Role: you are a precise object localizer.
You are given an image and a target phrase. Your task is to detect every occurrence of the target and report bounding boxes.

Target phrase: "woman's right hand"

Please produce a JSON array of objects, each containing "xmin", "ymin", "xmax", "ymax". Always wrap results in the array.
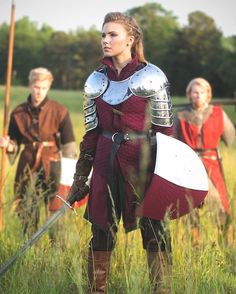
[{"xmin": 68, "ymin": 177, "xmax": 90, "ymax": 201}]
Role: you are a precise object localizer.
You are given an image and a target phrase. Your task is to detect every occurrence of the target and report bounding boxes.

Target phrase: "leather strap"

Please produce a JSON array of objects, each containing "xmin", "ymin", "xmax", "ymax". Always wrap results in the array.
[
  {"xmin": 31, "ymin": 141, "xmax": 56, "ymax": 173},
  {"xmin": 194, "ymin": 148, "xmax": 218, "ymax": 160},
  {"xmin": 102, "ymin": 130, "xmax": 153, "ymax": 195}
]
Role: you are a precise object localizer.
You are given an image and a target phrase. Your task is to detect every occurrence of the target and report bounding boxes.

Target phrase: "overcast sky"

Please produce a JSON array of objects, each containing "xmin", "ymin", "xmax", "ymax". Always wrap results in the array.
[{"xmin": 1, "ymin": 0, "xmax": 236, "ymax": 37}]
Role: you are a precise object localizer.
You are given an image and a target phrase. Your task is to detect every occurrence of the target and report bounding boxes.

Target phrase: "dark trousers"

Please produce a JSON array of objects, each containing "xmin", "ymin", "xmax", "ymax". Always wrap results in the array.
[{"xmin": 89, "ymin": 217, "xmax": 171, "ymax": 253}]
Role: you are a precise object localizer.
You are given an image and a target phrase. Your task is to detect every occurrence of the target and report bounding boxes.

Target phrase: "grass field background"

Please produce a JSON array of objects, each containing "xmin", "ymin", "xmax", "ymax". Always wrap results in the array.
[{"xmin": 0, "ymin": 86, "xmax": 236, "ymax": 293}]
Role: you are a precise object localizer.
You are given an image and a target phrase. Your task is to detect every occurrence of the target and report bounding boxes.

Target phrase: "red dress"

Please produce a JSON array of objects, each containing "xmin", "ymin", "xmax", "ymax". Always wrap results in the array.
[
  {"xmin": 81, "ymin": 55, "xmax": 173, "ymax": 231},
  {"xmin": 176, "ymin": 105, "xmax": 230, "ymax": 213}
]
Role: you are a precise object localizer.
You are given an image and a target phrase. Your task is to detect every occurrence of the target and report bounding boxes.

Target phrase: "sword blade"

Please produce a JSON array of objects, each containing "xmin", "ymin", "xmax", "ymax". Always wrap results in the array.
[{"xmin": 0, "ymin": 194, "xmax": 76, "ymax": 277}]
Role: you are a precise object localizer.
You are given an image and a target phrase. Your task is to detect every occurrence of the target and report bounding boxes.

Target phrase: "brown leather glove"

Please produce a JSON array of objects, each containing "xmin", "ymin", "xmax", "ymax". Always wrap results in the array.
[
  {"xmin": 68, "ymin": 149, "xmax": 94, "ymax": 201},
  {"xmin": 69, "ymin": 176, "xmax": 90, "ymax": 201}
]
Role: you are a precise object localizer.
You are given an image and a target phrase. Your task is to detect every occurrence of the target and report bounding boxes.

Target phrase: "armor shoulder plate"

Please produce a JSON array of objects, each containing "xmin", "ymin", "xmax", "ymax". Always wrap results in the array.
[
  {"xmin": 129, "ymin": 63, "xmax": 168, "ymax": 98},
  {"xmin": 84, "ymin": 70, "xmax": 109, "ymax": 99}
]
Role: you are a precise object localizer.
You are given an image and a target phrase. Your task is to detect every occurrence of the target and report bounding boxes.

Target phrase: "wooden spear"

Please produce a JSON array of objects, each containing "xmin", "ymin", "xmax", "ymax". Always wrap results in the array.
[{"xmin": 0, "ymin": 2, "xmax": 16, "ymax": 231}]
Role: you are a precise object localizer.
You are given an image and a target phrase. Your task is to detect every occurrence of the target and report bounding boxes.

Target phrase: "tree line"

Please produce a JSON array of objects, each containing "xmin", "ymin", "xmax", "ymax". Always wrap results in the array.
[{"xmin": 0, "ymin": 3, "xmax": 235, "ymax": 97}]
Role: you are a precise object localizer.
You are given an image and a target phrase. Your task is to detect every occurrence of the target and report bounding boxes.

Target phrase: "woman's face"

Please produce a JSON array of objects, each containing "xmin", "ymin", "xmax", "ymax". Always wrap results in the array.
[
  {"xmin": 189, "ymin": 84, "xmax": 209, "ymax": 110},
  {"xmin": 101, "ymin": 22, "xmax": 133, "ymax": 59}
]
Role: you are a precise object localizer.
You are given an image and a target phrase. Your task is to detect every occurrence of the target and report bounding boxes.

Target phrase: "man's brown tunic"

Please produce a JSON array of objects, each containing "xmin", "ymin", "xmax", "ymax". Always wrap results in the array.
[{"xmin": 8, "ymin": 96, "xmax": 75, "ymax": 198}]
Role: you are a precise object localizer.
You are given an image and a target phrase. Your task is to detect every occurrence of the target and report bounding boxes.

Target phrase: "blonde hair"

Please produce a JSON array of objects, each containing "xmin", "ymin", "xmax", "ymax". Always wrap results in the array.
[
  {"xmin": 186, "ymin": 77, "xmax": 212, "ymax": 102},
  {"xmin": 102, "ymin": 12, "xmax": 146, "ymax": 63},
  {"xmin": 28, "ymin": 67, "xmax": 54, "ymax": 85}
]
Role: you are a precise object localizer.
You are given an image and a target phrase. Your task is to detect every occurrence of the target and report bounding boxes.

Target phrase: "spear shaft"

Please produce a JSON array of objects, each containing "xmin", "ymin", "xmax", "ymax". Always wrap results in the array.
[{"xmin": 0, "ymin": 2, "xmax": 16, "ymax": 231}]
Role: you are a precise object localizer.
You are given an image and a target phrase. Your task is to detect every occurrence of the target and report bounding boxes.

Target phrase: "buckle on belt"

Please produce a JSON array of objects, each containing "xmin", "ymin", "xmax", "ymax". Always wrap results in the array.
[
  {"xmin": 111, "ymin": 132, "xmax": 126, "ymax": 144},
  {"xmin": 111, "ymin": 132, "xmax": 118, "ymax": 142}
]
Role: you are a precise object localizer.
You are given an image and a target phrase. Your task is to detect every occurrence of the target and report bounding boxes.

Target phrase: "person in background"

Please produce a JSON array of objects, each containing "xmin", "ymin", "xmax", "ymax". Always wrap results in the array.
[
  {"xmin": 69, "ymin": 12, "xmax": 174, "ymax": 293},
  {"xmin": 173, "ymin": 77, "xmax": 235, "ymax": 244},
  {"xmin": 0, "ymin": 67, "xmax": 77, "ymax": 240}
]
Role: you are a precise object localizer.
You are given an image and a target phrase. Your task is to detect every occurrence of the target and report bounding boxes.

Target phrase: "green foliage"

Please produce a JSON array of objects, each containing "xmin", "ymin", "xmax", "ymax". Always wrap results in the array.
[
  {"xmin": 75, "ymin": 28, "xmax": 102, "ymax": 87},
  {"xmin": 127, "ymin": 3, "xmax": 179, "ymax": 67},
  {"xmin": 0, "ymin": 85, "xmax": 84, "ymax": 114},
  {"xmin": 43, "ymin": 31, "xmax": 80, "ymax": 89},
  {"xmin": 0, "ymin": 146, "xmax": 236, "ymax": 293},
  {"xmin": 0, "ymin": 2, "xmax": 235, "ymax": 95},
  {"xmin": 0, "ymin": 17, "xmax": 54, "ymax": 85}
]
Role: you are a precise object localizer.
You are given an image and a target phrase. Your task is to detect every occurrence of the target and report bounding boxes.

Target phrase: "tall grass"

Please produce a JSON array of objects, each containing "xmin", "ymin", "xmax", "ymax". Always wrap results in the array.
[{"xmin": 0, "ymin": 86, "xmax": 236, "ymax": 293}]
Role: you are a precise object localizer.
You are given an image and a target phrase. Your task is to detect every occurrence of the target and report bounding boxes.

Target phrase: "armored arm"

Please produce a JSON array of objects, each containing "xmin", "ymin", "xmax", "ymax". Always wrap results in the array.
[
  {"xmin": 129, "ymin": 63, "xmax": 173, "ymax": 128},
  {"xmin": 68, "ymin": 146, "xmax": 95, "ymax": 201},
  {"xmin": 69, "ymin": 72, "xmax": 103, "ymax": 200}
]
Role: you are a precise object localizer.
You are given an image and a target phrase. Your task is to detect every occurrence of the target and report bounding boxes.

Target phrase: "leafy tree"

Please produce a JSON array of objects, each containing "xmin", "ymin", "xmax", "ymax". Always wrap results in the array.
[
  {"xmin": 43, "ymin": 28, "xmax": 101, "ymax": 89},
  {"xmin": 127, "ymin": 3, "xmax": 179, "ymax": 69},
  {"xmin": 75, "ymin": 28, "xmax": 102, "ymax": 88},
  {"xmin": 0, "ymin": 23, "xmax": 10, "ymax": 83},
  {"xmin": 0, "ymin": 17, "xmax": 54, "ymax": 85},
  {"xmin": 217, "ymin": 36, "xmax": 236, "ymax": 96},
  {"xmin": 165, "ymin": 11, "xmax": 224, "ymax": 95},
  {"xmin": 0, "ymin": 6, "xmax": 235, "ymax": 95},
  {"xmin": 15, "ymin": 17, "xmax": 53, "ymax": 84},
  {"xmin": 43, "ymin": 31, "xmax": 81, "ymax": 89}
]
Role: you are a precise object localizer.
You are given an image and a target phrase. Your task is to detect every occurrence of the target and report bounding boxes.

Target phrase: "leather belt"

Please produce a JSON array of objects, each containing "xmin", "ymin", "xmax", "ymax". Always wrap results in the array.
[
  {"xmin": 27, "ymin": 141, "xmax": 56, "ymax": 172},
  {"xmin": 194, "ymin": 148, "xmax": 217, "ymax": 153},
  {"xmin": 194, "ymin": 148, "xmax": 218, "ymax": 160},
  {"xmin": 102, "ymin": 130, "xmax": 154, "ymax": 144},
  {"xmin": 103, "ymin": 130, "xmax": 153, "ymax": 169},
  {"xmin": 102, "ymin": 130, "xmax": 154, "ymax": 194}
]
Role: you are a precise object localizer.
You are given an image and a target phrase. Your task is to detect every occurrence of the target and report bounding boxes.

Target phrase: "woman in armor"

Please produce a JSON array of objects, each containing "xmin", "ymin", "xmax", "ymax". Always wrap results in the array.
[{"xmin": 70, "ymin": 12, "xmax": 173, "ymax": 293}]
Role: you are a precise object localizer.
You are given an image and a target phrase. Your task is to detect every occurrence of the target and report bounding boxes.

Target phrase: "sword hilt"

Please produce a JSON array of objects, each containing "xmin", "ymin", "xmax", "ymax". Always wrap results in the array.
[{"xmin": 55, "ymin": 194, "xmax": 78, "ymax": 215}]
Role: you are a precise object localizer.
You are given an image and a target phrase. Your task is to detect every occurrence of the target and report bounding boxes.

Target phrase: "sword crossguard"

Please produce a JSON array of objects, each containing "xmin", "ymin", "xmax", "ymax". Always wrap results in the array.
[{"xmin": 55, "ymin": 195, "xmax": 78, "ymax": 215}]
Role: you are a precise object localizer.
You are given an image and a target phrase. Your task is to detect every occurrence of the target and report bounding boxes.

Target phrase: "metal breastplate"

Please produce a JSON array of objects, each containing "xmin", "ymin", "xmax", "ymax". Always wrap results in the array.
[
  {"xmin": 101, "ymin": 78, "xmax": 132, "ymax": 105},
  {"xmin": 83, "ymin": 63, "xmax": 173, "ymax": 128}
]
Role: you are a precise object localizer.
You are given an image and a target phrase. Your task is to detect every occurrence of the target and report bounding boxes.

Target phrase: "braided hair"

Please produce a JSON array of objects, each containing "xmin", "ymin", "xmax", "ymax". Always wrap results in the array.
[{"xmin": 102, "ymin": 12, "xmax": 147, "ymax": 63}]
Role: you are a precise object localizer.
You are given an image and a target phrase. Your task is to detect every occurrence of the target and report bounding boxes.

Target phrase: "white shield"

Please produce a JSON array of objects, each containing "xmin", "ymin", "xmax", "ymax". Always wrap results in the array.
[{"xmin": 136, "ymin": 133, "xmax": 209, "ymax": 220}]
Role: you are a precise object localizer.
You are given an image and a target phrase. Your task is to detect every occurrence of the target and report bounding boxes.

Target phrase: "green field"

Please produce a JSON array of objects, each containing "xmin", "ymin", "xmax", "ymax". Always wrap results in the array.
[{"xmin": 0, "ymin": 86, "xmax": 236, "ymax": 293}]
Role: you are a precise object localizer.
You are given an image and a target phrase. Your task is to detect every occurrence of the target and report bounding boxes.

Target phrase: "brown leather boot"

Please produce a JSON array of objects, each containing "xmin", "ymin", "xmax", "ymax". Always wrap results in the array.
[
  {"xmin": 88, "ymin": 250, "xmax": 111, "ymax": 293},
  {"xmin": 147, "ymin": 251, "xmax": 172, "ymax": 294}
]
